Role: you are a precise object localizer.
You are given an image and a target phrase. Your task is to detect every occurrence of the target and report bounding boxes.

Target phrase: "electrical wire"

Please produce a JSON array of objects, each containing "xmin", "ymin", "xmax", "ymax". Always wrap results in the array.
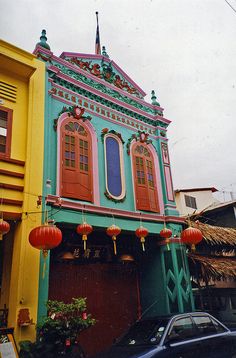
[{"xmin": 224, "ymin": 0, "xmax": 236, "ymax": 14}]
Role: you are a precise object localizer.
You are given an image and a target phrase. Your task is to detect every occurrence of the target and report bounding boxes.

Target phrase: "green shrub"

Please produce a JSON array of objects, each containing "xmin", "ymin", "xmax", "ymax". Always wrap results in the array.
[{"xmin": 19, "ymin": 298, "xmax": 95, "ymax": 358}]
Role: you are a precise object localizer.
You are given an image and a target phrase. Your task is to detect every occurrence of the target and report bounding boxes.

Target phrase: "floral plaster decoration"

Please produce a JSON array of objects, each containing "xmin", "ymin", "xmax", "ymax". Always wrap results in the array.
[
  {"xmin": 126, "ymin": 131, "xmax": 152, "ymax": 155},
  {"xmin": 104, "ymin": 190, "xmax": 126, "ymax": 203},
  {"xmin": 101, "ymin": 129, "xmax": 125, "ymax": 144},
  {"xmin": 54, "ymin": 106, "xmax": 92, "ymax": 131}
]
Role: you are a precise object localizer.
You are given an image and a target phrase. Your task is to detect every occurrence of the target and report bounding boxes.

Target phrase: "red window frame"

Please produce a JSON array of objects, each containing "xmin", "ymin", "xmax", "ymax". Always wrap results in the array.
[
  {"xmin": 60, "ymin": 118, "xmax": 93, "ymax": 202},
  {"xmin": 0, "ymin": 106, "xmax": 13, "ymax": 158},
  {"xmin": 132, "ymin": 142, "xmax": 160, "ymax": 213}
]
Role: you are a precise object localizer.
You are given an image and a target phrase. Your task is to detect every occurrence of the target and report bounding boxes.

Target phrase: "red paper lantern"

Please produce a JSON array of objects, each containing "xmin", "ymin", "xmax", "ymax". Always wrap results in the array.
[
  {"xmin": 135, "ymin": 226, "xmax": 149, "ymax": 251},
  {"xmin": 160, "ymin": 227, "xmax": 172, "ymax": 240},
  {"xmin": 106, "ymin": 224, "xmax": 121, "ymax": 255},
  {"xmin": 160, "ymin": 227, "xmax": 172, "ymax": 249},
  {"xmin": 181, "ymin": 227, "xmax": 203, "ymax": 251},
  {"xmin": 76, "ymin": 222, "xmax": 93, "ymax": 250},
  {"xmin": 0, "ymin": 219, "xmax": 10, "ymax": 240},
  {"xmin": 29, "ymin": 223, "xmax": 62, "ymax": 257}
]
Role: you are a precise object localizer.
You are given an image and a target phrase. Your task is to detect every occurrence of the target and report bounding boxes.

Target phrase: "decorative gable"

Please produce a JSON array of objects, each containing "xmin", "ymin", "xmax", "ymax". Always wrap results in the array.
[{"xmin": 60, "ymin": 53, "xmax": 146, "ymax": 100}]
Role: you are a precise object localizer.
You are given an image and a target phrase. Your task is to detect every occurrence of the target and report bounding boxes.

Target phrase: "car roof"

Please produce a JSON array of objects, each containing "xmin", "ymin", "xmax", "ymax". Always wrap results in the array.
[{"xmin": 139, "ymin": 311, "xmax": 212, "ymax": 322}]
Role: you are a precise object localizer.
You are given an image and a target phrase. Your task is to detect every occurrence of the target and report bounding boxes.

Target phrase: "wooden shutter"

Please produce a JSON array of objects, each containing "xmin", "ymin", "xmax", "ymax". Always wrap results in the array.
[
  {"xmin": 60, "ymin": 119, "xmax": 93, "ymax": 202},
  {"xmin": 132, "ymin": 143, "xmax": 159, "ymax": 212},
  {"xmin": 0, "ymin": 106, "xmax": 13, "ymax": 158}
]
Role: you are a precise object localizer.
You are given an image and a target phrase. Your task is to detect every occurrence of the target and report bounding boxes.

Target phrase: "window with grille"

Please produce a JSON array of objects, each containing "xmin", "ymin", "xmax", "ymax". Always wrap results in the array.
[
  {"xmin": 135, "ymin": 157, "xmax": 145, "ymax": 185},
  {"xmin": 0, "ymin": 107, "xmax": 13, "ymax": 157},
  {"xmin": 184, "ymin": 195, "xmax": 197, "ymax": 209}
]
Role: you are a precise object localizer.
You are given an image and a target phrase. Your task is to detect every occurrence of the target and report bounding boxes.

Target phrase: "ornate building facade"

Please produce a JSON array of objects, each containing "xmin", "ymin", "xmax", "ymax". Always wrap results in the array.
[{"xmin": 33, "ymin": 30, "xmax": 193, "ymax": 356}]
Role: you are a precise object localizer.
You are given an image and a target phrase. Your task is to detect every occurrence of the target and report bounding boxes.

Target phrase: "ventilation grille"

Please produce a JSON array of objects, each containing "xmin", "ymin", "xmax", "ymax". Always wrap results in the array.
[{"xmin": 0, "ymin": 81, "xmax": 17, "ymax": 102}]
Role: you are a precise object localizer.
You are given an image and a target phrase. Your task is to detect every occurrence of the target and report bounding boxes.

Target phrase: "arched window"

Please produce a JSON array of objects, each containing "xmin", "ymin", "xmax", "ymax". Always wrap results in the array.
[
  {"xmin": 60, "ymin": 118, "xmax": 93, "ymax": 202},
  {"xmin": 132, "ymin": 142, "xmax": 159, "ymax": 212},
  {"xmin": 104, "ymin": 134, "xmax": 125, "ymax": 200}
]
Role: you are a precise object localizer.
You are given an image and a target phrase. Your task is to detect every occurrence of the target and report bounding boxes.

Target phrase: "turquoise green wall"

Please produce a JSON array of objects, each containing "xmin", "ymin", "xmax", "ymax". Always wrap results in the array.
[
  {"xmin": 139, "ymin": 248, "xmax": 168, "ymax": 317},
  {"xmin": 37, "ymin": 62, "xmax": 193, "ymax": 322}
]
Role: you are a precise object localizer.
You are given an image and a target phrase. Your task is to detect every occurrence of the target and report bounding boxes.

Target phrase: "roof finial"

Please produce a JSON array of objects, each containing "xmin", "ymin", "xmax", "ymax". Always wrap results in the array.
[
  {"xmin": 37, "ymin": 29, "xmax": 51, "ymax": 50},
  {"xmin": 102, "ymin": 46, "xmax": 109, "ymax": 58},
  {"xmin": 95, "ymin": 12, "xmax": 101, "ymax": 55},
  {"xmin": 151, "ymin": 90, "xmax": 160, "ymax": 106}
]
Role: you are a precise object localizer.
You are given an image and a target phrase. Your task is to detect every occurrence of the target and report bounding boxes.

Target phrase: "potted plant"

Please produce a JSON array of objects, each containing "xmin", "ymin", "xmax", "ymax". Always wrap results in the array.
[{"xmin": 19, "ymin": 297, "xmax": 95, "ymax": 357}]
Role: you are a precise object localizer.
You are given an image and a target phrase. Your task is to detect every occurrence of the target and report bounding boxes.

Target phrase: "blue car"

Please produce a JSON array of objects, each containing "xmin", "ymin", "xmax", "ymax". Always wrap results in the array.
[{"xmin": 92, "ymin": 312, "xmax": 236, "ymax": 358}]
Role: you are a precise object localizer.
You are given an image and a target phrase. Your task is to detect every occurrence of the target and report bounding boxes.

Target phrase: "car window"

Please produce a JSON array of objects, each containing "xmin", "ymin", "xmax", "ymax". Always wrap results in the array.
[
  {"xmin": 166, "ymin": 317, "xmax": 196, "ymax": 343},
  {"xmin": 230, "ymin": 296, "xmax": 236, "ymax": 309},
  {"xmin": 193, "ymin": 315, "xmax": 226, "ymax": 336},
  {"xmin": 116, "ymin": 319, "xmax": 169, "ymax": 346}
]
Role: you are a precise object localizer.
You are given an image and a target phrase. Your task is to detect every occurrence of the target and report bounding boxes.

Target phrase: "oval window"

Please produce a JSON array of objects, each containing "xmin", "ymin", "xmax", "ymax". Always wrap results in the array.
[{"xmin": 105, "ymin": 135, "xmax": 125, "ymax": 199}]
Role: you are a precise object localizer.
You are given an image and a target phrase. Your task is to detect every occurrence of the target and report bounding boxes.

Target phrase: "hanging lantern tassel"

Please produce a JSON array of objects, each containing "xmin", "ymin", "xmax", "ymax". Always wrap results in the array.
[
  {"xmin": 42, "ymin": 249, "xmax": 48, "ymax": 279},
  {"xmin": 76, "ymin": 222, "xmax": 93, "ymax": 251},
  {"xmin": 82, "ymin": 234, "xmax": 87, "ymax": 251},
  {"xmin": 112, "ymin": 235, "xmax": 117, "ymax": 255},
  {"xmin": 135, "ymin": 226, "xmax": 149, "ymax": 252},
  {"xmin": 140, "ymin": 236, "xmax": 145, "ymax": 252},
  {"xmin": 106, "ymin": 225, "xmax": 121, "ymax": 255}
]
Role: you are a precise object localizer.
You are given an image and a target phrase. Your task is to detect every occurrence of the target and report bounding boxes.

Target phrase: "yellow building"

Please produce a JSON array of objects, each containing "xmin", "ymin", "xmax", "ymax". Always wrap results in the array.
[{"xmin": 0, "ymin": 39, "xmax": 45, "ymax": 344}]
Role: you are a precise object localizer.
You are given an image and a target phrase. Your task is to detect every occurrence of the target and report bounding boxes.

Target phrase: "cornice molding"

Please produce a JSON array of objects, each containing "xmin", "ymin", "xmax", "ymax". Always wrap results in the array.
[{"xmin": 46, "ymin": 195, "xmax": 185, "ymax": 224}]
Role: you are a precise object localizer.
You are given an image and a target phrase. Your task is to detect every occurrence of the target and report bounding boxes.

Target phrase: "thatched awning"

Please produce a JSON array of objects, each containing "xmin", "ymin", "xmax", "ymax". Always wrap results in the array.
[
  {"xmin": 188, "ymin": 253, "xmax": 236, "ymax": 282},
  {"xmin": 189, "ymin": 221, "xmax": 236, "ymax": 246}
]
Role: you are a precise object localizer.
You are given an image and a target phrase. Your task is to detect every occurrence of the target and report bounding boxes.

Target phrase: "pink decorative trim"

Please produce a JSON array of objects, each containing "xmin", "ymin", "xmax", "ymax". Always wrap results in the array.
[
  {"xmin": 49, "ymin": 91, "xmax": 169, "ymax": 144},
  {"xmin": 165, "ymin": 204, "xmax": 177, "ymax": 208},
  {"xmin": 36, "ymin": 48, "xmax": 169, "ymax": 123},
  {"xmin": 130, "ymin": 140, "xmax": 164, "ymax": 214},
  {"xmin": 46, "ymin": 57, "xmax": 165, "ymax": 113},
  {"xmin": 49, "ymin": 80, "xmax": 157, "ymax": 128},
  {"xmin": 50, "ymin": 69, "xmax": 163, "ymax": 122},
  {"xmin": 56, "ymin": 113, "xmax": 100, "ymax": 205},
  {"xmin": 60, "ymin": 52, "xmax": 146, "ymax": 96},
  {"xmin": 46, "ymin": 194, "xmax": 185, "ymax": 224},
  {"xmin": 164, "ymin": 166, "xmax": 174, "ymax": 202},
  {"xmin": 48, "ymin": 81, "xmax": 166, "ymax": 134},
  {"xmin": 161, "ymin": 142, "xmax": 170, "ymax": 164}
]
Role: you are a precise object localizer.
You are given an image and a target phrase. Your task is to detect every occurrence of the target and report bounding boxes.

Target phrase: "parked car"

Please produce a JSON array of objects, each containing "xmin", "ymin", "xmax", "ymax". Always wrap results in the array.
[{"xmin": 91, "ymin": 312, "xmax": 236, "ymax": 358}]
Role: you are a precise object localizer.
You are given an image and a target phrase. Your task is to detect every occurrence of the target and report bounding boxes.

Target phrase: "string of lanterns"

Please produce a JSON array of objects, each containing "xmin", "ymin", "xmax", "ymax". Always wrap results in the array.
[{"xmin": 27, "ymin": 214, "xmax": 203, "ymax": 266}]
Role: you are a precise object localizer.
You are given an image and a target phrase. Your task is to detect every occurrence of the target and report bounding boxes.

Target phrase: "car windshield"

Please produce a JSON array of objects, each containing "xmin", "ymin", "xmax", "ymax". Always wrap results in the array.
[{"xmin": 116, "ymin": 319, "xmax": 169, "ymax": 346}]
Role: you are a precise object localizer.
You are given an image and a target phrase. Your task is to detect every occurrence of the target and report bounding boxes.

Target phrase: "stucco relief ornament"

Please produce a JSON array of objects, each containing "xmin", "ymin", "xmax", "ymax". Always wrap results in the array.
[
  {"xmin": 101, "ymin": 129, "xmax": 125, "ymax": 144},
  {"xmin": 54, "ymin": 106, "xmax": 92, "ymax": 131},
  {"xmin": 140, "ymin": 131, "xmax": 148, "ymax": 143},
  {"xmin": 126, "ymin": 131, "xmax": 153, "ymax": 155},
  {"xmin": 73, "ymin": 106, "xmax": 85, "ymax": 119}
]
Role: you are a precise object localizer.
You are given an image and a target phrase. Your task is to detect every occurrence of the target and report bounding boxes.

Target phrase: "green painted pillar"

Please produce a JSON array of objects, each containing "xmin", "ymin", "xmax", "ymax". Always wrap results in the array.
[
  {"xmin": 161, "ymin": 242, "xmax": 194, "ymax": 314},
  {"xmin": 139, "ymin": 247, "xmax": 169, "ymax": 318},
  {"xmin": 37, "ymin": 249, "xmax": 50, "ymax": 322}
]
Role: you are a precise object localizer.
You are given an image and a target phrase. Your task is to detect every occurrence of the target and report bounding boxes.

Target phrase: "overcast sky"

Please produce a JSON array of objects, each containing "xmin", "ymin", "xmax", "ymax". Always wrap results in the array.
[{"xmin": 1, "ymin": 0, "xmax": 236, "ymax": 201}]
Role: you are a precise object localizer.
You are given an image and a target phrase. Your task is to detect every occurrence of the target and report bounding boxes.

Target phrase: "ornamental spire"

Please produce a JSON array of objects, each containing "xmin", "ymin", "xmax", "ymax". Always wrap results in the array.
[
  {"xmin": 151, "ymin": 90, "xmax": 160, "ymax": 106},
  {"xmin": 37, "ymin": 29, "xmax": 51, "ymax": 50},
  {"xmin": 102, "ymin": 46, "xmax": 109, "ymax": 58}
]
